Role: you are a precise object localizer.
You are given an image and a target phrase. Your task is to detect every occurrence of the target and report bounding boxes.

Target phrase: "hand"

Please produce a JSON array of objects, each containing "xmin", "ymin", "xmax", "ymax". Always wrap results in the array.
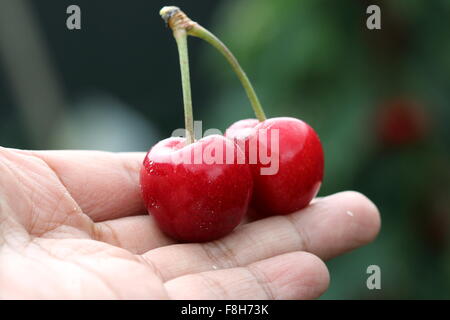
[{"xmin": 0, "ymin": 147, "xmax": 380, "ymax": 299}]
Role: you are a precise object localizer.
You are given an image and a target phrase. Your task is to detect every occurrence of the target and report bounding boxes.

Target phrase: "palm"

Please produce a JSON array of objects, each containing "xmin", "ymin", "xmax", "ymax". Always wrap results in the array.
[{"xmin": 0, "ymin": 147, "xmax": 380, "ymax": 299}]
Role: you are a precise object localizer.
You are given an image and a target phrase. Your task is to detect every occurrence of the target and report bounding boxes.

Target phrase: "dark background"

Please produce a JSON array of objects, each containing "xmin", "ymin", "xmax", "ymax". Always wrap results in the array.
[{"xmin": 0, "ymin": 0, "xmax": 449, "ymax": 299}]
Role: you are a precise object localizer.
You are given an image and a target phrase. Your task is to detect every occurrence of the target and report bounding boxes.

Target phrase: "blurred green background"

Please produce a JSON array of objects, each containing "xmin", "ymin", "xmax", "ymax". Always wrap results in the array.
[{"xmin": 0, "ymin": 0, "xmax": 449, "ymax": 299}]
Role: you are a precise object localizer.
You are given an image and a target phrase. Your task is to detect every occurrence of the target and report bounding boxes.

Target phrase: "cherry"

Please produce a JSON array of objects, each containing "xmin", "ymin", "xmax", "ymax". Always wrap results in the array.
[
  {"xmin": 375, "ymin": 98, "xmax": 428, "ymax": 147},
  {"xmin": 141, "ymin": 136, "xmax": 252, "ymax": 242},
  {"xmin": 160, "ymin": 7, "xmax": 325, "ymax": 218},
  {"xmin": 226, "ymin": 117, "xmax": 324, "ymax": 218},
  {"xmin": 139, "ymin": 7, "xmax": 252, "ymax": 242}
]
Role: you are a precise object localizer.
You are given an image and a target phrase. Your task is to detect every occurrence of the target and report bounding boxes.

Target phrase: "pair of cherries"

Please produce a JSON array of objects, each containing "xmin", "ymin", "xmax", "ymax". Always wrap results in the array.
[{"xmin": 140, "ymin": 7, "xmax": 324, "ymax": 242}]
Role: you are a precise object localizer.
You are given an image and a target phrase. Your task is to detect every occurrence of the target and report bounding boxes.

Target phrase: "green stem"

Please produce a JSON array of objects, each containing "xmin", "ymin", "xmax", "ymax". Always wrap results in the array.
[
  {"xmin": 188, "ymin": 25, "xmax": 266, "ymax": 122},
  {"xmin": 173, "ymin": 29, "xmax": 195, "ymax": 145},
  {"xmin": 159, "ymin": 6, "xmax": 267, "ymax": 122}
]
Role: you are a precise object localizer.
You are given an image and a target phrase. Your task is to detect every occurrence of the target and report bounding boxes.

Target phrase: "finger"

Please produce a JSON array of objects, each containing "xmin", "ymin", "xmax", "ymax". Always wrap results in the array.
[
  {"xmin": 93, "ymin": 215, "xmax": 176, "ymax": 254},
  {"xmin": 164, "ymin": 252, "xmax": 329, "ymax": 300},
  {"xmin": 141, "ymin": 191, "xmax": 380, "ymax": 281},
  {"xmin": 12, "ymin": 149, "xmax": 147, "ymax": 222}
]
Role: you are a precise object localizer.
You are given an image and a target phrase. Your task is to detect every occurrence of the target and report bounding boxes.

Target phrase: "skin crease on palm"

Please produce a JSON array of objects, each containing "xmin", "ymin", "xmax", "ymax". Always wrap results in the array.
[{"xmin": 0, "ymin": 147, "xmax": 380, "ymax": 299}]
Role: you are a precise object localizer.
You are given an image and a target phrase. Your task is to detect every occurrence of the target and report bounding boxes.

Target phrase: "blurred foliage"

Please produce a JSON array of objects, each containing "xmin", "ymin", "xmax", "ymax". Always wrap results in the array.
[
  {"xmin": 0, "ymin": 0, "xmax": 220, "ymax": 149},
  {"xmin": 199, "ymin": 0, "xmax": 450, "ymax": 299}
]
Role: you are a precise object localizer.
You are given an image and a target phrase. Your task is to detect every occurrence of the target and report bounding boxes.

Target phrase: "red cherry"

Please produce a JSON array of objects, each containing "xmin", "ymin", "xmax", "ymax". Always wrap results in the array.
[
  {"xmin": 375, "ymin": 99, "xmax": 428, "ymax": 147},
  {"xmin": 226, "ymin": 117, "xmax": 324, "ymax": 218},
  {"xmin": 157, "ymin": 8, "xmax": 324, "ymax": 222},
  {"xmin": 140, "ymin": 135, "xmax": 253, "ymax": 242}
]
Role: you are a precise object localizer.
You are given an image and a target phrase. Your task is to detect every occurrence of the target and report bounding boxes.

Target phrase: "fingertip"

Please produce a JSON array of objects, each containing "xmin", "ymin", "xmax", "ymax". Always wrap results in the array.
[
  {"xmin": 291, "ymin": 252, "xmax": 330, "ymax": 300},
  {"xmin": 297, "ymin": 191, "xmax": 382, "ymax": 260},
  {"xmin": 254, "ymin": 251, "xmax": 330, "ymax": 300},
  {"xmin": 337, "ymin": 191, "xmax": 381, "ymax": 245}
]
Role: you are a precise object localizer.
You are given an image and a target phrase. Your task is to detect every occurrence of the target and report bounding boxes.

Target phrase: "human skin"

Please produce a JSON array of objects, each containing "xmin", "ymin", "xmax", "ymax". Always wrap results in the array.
[{"xmin": 0, "ymin": 147, "xmax": 380, "ymax": 299}]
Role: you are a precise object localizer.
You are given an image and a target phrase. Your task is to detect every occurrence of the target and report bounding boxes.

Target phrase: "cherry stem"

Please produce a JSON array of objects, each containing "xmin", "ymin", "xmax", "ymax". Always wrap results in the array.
[
  {"xmin": 189, "ymin": 25, "xmax": 266, "ymax": 122},
  {"xmin": 174, "ymin": 30, "xmax": 195, "ymax": 144},
  {"xmin": 160, "ymin": 7, "xmax": 195, "ymax": 144},
  {"xmin": 160, "ymin": 6, "xmax": 267, "ymax": 122}
]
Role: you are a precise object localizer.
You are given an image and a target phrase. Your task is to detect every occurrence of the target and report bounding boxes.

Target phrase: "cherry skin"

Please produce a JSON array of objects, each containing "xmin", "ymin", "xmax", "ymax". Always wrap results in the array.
[
  {"xmin": 140, "ymin": 135, "xmax": 253, "ymax": 242},
  {"xmin": 226, "ymin": 117, "xmax": 324, "ymax": 219}
]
